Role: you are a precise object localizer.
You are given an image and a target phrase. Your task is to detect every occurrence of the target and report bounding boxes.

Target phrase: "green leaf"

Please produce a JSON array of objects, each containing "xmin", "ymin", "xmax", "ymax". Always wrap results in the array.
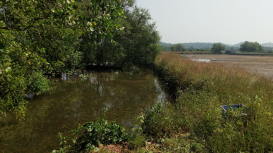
[
  {"xmin": 0, "ymin": 42, "xmax": 5, "ymax": 49},
  {"xmin": 5, "ymin": 67, "xmax": 12, "ymax": 73}
]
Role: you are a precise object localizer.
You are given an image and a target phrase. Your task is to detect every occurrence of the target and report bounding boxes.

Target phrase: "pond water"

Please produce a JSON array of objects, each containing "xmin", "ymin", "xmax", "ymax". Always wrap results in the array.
[
  {"xmin": 191, "ymin": 58, "xmax": 211, "ymax": 62},
  {"xmin": 0, "ymin": 68, "xmax": 166, "ymax": 153}
]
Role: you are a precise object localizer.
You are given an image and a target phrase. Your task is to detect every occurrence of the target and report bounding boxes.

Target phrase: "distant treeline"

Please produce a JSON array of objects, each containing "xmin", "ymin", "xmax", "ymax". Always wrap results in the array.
[
  {"xmin": 160, "ymin": 42, "xmax": 212, "ymax": 51},
  {"xmin": 160, "ymin": 42, "xmax": 273, "ymax": 53}
]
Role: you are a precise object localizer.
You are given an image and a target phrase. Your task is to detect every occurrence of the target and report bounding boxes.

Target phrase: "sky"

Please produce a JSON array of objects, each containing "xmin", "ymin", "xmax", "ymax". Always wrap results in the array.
[{"xmin": 136, "ymin": 0, "xmax": 273, "ymax": 45}]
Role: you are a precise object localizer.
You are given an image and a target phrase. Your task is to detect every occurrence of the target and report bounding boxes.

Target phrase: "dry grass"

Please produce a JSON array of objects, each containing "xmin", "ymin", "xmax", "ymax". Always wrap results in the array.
[
  {"xmin": 142, "ymin": 52, "xmax": 273, "ymax": 152},
  {"xmin": 181, "ymin": 54, "xmax": 273, "ymax": 79},
  {"xmin": 155, "ymin": 53, "xmax": 273, "ymax": 105}
]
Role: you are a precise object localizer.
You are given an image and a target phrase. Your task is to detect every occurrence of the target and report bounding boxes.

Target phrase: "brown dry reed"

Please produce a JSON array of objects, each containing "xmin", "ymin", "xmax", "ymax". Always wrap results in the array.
[{"xmin": 146, "ymin": 52, "xmax": 273, "ymax": 152}]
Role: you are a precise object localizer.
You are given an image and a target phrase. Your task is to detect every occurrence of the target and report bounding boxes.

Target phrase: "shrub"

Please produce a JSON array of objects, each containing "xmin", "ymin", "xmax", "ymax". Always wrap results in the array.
[
  {"xmin": 53, "ymin": 109, "xmax": 130, "ymax": 152},
  {"xmin": 26, "ymin": 71, "xmax": 51, "ymax": 95},
  {"xmin": 0, "ymin": 69, "xmax": 27, "ymax": 114}
]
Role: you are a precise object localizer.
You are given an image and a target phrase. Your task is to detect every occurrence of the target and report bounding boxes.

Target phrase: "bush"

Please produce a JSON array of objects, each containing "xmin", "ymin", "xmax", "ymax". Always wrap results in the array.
[
  {"xmin": 141, "ymin": 103, "xmax": 164, "ymax": 137},
  {"xmin": 53, "ymin": 109, "xmax": 130, "ymax": 152},
  {"xmin": 26, "ymin": 71, "xmax": 51, "ymax": 95},
  {"xmin": 0, "ymin": 69, "xmax": 27, "ymax": 114}
]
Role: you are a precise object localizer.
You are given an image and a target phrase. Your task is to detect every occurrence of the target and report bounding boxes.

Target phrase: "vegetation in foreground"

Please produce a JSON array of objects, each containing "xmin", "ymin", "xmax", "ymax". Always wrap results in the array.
[
  {"xmin": 145, "ymin": 52, "xmax": 273, "ymax": 152},
  {"xmin": 54, "ymin": 52, "xmax": 273, "ymax": 152}
]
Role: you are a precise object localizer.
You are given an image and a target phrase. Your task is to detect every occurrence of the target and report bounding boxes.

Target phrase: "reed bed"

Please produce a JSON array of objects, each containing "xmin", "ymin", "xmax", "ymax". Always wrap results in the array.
[{"xmin": 138, "ymin": 52, "xmax": 273, "ymax": 152}]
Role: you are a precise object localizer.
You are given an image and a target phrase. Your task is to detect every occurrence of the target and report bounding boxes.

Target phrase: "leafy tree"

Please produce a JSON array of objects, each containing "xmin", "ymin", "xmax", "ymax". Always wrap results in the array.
[
  {"xmin": 0, "ymin": 0, "xmax": 124, "ymax": 113},
  {"xmin": 175, "ymin": 43, "xmax": 186, "ymax": 51},
  {"xmin": 170, "ymin": 44, "xmax": 186, "ymax": 52},
  {"xmin": 170, "ymin": 45, "xmax": 175, "ymax": 51},
  {"xmin": 84, "ymin": 3, "xmax": 162, "ymax": 67},
  {"xmin": 0, "ymin": 0, "xmax": 162, "ymax": 113},
  {"xmin": 116, "ymin": 5, "xmax": 161, "ymax": 66},
  {"xmin": 211, "ymin": 43, "xmax": 226, "ymax": 54},
  {"xmin": 264, "ymin": 47, "xmax": 273, "ymax": 53},
  {"xmin": 240, "ymin": 41, "xmax": 265, "ymax": 53}
]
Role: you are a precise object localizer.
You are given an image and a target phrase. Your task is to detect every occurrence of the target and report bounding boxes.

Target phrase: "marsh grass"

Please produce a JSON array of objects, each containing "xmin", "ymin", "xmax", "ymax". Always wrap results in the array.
[
  {"xmin": 53, "ymin": 52, "xmax": 273, "ymax": 152},
  {"xmin": 139, "ymin": 52, "xmax": 273, "ymax": 152}
]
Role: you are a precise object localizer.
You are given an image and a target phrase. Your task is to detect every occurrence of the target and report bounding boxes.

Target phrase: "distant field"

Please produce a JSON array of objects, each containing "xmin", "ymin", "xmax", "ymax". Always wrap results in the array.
[{"xmin": 181, "ymin": 54, "xmax": 273, "ymax": 79}]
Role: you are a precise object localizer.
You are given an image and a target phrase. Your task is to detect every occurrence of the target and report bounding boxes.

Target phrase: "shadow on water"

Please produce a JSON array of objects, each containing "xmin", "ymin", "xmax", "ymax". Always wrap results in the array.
[{"xmin": 0, "ymin": 68, "xmax": 166, "ymax": 153}]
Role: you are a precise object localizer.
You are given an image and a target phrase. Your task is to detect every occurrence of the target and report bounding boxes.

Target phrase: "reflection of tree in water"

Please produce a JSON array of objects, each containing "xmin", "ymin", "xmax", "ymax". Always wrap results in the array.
[{"xmin": 0, "ymin": 69, "xmax": 165, "ymax": 153}]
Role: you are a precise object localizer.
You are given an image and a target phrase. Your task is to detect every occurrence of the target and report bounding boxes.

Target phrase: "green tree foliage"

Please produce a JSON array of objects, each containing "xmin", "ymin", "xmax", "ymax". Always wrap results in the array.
[
  {"xmin": 0, "ymin": 0, "xmax": 161, "ymax": 113},
  {"xmin": 122, "ymin": 6, "xmax": 161, "ymax": 65},
  {"xmin": 240, "ymin": 41, "xmax": 265, "ymax": 53},
  {"xmin": 264, "ymin": 47, "xmax": 273, "ymax": 53},
  {"xmin": 82, "ymin": 3, "xmax": 162, "ymax": 67},
  {"xmin": 170, "ymin": 45, "xmax": 175, "ymax": 51},
  {"xmin": 175, "ymin": 43, "xmax": 186, "ymax": 51},
  {"xmin": 211, "ymin": 43, "xmax": 226, "ymax": 54},
  {"xmin": 0, "ymin": 0, "xmax": 124, "ymax": 113},
  {"xmin": 170, "ymin": 43, "xmax": 186, "ymax": 51}
]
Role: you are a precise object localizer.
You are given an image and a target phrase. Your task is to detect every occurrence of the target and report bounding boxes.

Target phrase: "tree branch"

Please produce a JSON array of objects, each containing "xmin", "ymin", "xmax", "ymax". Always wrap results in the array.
[{"xmin": 0, "ymin": 18, "xmax": 46, "ymax": 31}]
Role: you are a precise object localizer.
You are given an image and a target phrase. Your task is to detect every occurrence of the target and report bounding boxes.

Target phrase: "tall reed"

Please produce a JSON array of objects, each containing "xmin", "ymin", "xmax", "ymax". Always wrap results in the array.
[{"xmin": 143, "ymin": 52, "xmax": 273, "ymax": 152}]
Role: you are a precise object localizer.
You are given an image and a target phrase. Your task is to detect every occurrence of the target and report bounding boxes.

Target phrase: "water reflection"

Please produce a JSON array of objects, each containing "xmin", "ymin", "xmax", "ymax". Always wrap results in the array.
[{"xmin": 0, "ymin": 69, "xmax": 166, "ymax": 153}]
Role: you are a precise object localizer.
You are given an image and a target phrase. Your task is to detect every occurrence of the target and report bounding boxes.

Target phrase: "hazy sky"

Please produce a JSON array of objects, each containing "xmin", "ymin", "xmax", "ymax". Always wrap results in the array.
[{"xmin": 136, "ymin": 0, "xmax": 273, "ymax": 45}]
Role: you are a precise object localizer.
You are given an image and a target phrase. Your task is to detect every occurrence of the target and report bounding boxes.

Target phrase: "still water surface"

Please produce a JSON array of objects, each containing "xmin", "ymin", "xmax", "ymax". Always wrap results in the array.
[{"xmin": 0, "ymin": 69, "xmax": 166, "ymax": 153}]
